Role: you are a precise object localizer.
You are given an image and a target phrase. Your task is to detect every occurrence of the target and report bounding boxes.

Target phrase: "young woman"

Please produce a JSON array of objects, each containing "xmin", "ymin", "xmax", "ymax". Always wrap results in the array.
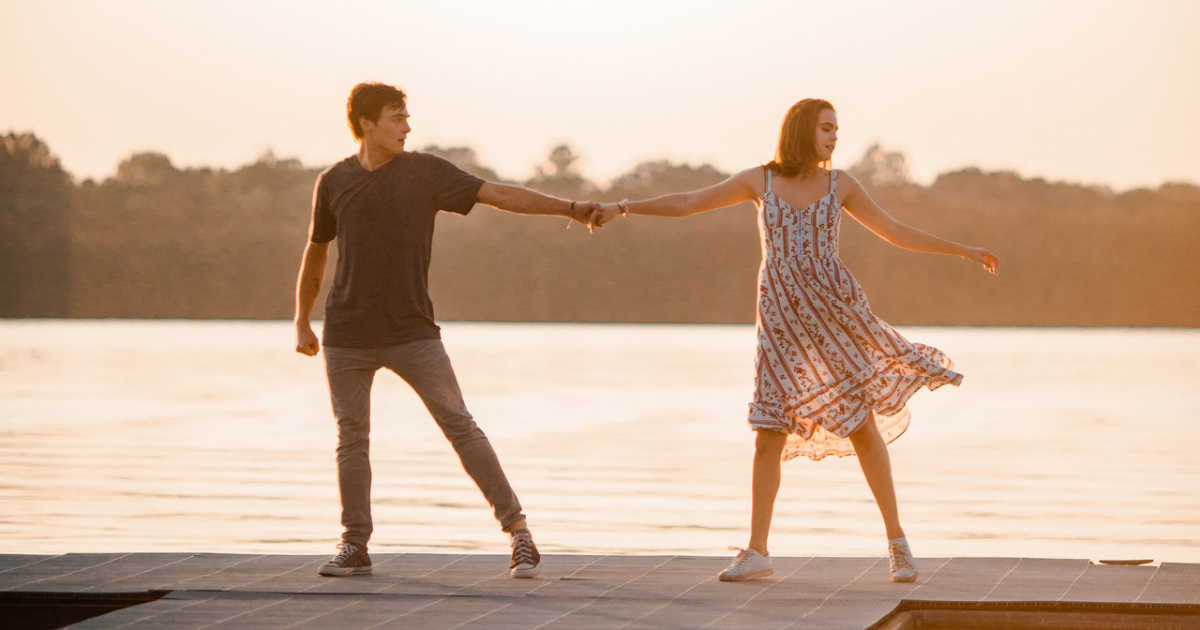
[{"xmin": 592, "ymin": 99, "xmax": 998, "ymax": 583}]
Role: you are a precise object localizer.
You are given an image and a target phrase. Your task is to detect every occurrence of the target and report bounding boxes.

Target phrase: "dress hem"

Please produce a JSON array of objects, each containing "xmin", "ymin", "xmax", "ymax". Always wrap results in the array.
[{"xmin": 748, "ymin": 344, "xmax": 962, "ymax": 462}]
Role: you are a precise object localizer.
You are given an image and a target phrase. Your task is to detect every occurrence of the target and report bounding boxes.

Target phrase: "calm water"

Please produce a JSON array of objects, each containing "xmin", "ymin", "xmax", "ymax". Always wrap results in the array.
[{"xmin": 2, "ymin": 321, "xmax": 1198, "ymax": 562}]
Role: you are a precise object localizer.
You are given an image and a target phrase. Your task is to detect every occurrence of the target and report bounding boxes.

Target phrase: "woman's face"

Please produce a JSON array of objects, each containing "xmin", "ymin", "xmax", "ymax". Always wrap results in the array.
[{"xmin": 814, "ymin": 108, "xmax": 838, "ymax": 161}]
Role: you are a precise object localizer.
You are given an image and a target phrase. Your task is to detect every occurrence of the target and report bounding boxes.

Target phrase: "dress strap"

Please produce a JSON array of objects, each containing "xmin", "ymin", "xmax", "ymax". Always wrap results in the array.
[
  {"xmin": 829, "ymin": 169, "xmax": 838, "ymax": 195},
  {"xmin": 764, "ymin": 166, "xmax": 773, "ymax": 195}
]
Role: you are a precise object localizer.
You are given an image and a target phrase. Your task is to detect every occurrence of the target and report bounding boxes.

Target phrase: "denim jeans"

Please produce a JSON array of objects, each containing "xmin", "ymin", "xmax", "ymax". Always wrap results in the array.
[{"xmin": 323, "ymin": 339, "xmax": 525, "ymax": 547}]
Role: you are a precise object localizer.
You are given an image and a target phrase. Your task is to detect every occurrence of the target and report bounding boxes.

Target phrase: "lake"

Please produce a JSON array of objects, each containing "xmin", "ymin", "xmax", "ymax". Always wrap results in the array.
[{"xmin": 2, "ymin": 321, "xmax": 1197, "ymax": 563}]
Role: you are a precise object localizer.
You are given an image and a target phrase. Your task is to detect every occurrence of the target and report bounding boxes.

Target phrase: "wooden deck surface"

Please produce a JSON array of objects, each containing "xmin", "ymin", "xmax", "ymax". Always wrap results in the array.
[{"xmin": 2, "ymin": 553, "xmax": 1198, "ymax": 628}]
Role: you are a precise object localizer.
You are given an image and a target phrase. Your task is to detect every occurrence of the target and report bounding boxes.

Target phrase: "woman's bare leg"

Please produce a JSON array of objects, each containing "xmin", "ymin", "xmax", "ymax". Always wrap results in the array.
[
  {"xmin": 848, "ymin": 415, "xmax": 905, "ymax": 540},
  {"xmin": 748, "ymin": 429, "xmax": 788, "ymax": 555}
]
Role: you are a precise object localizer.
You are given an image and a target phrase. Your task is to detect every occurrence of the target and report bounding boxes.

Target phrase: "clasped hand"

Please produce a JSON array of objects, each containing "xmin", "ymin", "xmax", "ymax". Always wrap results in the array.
[{"xmin": 568, "ymin": 202, "xmax": 625, "ymax": 233}]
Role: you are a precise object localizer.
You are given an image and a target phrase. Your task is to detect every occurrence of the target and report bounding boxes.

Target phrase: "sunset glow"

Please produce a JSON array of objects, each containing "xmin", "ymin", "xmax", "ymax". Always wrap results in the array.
[{"xmin": 2, "ymin": 0, "xmax": 1197, "ymax": 188}]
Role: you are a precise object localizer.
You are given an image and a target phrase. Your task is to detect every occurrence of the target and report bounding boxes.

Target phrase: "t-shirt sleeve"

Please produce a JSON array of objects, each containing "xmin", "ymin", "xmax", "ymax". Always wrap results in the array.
[
  {"xmin": 309, "ymin": 171, "xmax": 336, "ymax": 243},
  {"xmin": 430, "ymin": 156, "xmax": 484, "ymax": 215}
]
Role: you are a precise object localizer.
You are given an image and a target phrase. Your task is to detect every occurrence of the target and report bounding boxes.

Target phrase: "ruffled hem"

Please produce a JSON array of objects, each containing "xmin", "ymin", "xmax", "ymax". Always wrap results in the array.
[{"xmin": 748, "ymin": 343, "xmax": 962, "ymax": 462}]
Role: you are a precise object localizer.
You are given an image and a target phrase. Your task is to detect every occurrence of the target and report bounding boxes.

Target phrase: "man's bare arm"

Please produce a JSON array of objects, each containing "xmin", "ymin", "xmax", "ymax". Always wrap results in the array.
[
  {"xmin": 476, "ymin": 182, "xmax": 599, "ymax": 225},
  {"xmin": 294, "ymin": 240, "xmax": 330, "ymax": 356}
]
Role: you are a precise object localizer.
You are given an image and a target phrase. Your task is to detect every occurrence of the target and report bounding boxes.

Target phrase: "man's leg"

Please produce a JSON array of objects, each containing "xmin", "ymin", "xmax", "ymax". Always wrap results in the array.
[
  {"xmin": 323, "ymin": 345, "xmax": 381, "ymax": 549},
  {"xmin": 381, "ymin": 339, "xmax": 526, "ymax": 532}
]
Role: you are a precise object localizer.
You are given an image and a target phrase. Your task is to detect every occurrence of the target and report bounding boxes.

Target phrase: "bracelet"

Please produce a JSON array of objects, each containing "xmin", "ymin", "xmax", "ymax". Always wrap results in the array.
[
  {"xmin": 618, "ymin": 199, "xmax": 630, "ymax": 216},
  {"xmin": 565, "ymin": 200, "xmax": 576, "ymax": 229}
]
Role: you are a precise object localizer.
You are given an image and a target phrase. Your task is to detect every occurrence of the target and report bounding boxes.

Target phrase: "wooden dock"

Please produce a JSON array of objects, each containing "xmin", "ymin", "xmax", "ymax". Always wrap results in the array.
[{"xmin": 2, "ymin": 553, "xmax": 1198, "ymax": 628}]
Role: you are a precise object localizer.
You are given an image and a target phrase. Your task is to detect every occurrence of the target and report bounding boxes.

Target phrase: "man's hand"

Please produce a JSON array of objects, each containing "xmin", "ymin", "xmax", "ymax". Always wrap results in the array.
[
  {"xmin": 569, "ymin": 201, "xmax": 604, "ymax": 233},
  {"xmin": 592, "ymin": 203, "xmax": 623, "ymax": 229},
  {"xmin": 296, "ymin": 323, "xmax": 319, "ymax": 356}
]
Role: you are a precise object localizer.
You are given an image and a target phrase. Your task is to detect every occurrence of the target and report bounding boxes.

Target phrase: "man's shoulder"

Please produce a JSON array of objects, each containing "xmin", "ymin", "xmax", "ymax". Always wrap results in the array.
[
  {"xmin": 405, "ymin": 153, "xmax": 487, "ymax": 191},
  {"xmin": 317, "ymin": 156, "xmax": 361, "ymax": 186}
]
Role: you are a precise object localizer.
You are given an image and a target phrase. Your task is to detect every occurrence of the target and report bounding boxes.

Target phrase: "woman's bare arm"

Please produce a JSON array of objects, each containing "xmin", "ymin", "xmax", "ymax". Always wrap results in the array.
[
  {"xmin": 594, "ymin": 167, "xmax": 762, "ymax": 224},
  {"xmin": 839, "ymin": 171, "xmax": 998, "ymax": 274}
]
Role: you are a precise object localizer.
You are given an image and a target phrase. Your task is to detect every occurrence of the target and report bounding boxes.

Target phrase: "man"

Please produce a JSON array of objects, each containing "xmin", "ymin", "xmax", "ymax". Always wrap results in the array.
[{"xmin": 294, "ymin": 82, "xmax": 599, "ymax": 579}]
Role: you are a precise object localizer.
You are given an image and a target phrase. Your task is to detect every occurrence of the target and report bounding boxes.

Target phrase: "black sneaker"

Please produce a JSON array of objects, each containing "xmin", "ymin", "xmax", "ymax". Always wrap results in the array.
[
  {"xmin": 509, "ymin": 529, "xmax": 540, "ymax": 578},
  {"xmin": 318, "ymin": 542, "xmax": 372, "ymax": 577}
]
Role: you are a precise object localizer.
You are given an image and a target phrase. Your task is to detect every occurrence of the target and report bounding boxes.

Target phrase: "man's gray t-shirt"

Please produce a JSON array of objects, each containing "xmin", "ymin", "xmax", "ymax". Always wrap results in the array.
[{"xmin": 310, "ymin": 152, "xmax": 484, "ymax": 348}]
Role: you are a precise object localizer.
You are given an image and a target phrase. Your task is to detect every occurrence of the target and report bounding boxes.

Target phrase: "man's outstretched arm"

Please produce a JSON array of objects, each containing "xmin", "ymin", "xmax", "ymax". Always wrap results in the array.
[
  {"xmin": 476, "ymin": 183, "xmax": 600, "ymax": 227},
  {"xmin": 294, "ymin": 240, "xmax": 330, "ymax": 356}
]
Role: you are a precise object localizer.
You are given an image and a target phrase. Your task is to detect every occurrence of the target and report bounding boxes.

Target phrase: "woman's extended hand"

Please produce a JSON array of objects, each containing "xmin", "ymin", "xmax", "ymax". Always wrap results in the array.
[
  {"xmin": 962, "ymin": 246, "xmax": 999, "ymax": 275},
  {"xmin": 568, "ymin": 201, "xmax": 603, "ymax": 232},
  {"xmin": 590, "ymin": 203, "xmax": 624, "ymax": 229}
]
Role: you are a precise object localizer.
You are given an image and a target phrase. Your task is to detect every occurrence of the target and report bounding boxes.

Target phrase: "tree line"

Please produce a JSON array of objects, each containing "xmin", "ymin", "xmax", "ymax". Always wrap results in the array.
[{"xmin": 2, "ymin": 131, "xmax": 1197, "ymax": 326}]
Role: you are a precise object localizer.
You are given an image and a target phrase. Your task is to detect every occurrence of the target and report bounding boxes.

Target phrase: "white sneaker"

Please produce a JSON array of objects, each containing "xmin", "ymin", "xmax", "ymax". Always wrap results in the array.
[
  {"xmin": 888, "ymin": 537, "xmax": 918, "ymax": 583},
  {"xmin": 718, "ymin": 547, "xmax": 773, "ymax": 582}
]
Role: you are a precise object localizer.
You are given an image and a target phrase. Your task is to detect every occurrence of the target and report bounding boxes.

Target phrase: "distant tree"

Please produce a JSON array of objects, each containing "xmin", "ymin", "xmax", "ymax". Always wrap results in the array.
[
  {"xmin": 231, "ymin": 149, "xmax": 306, "ymax": 193},
  {"xmin": 251, "ymin": 147, "xmax": 304, "ymax": 171},
  {"xmin": 4, "ymin": 133, "xmax": 1195, "ymax": 325},
  {"xmin": 0, "ymin": 132, "xmax": 72, "ymax": 315},
  {"xmin": 545, "ymin": 145, "xmax": 576, "ymax": 175},
  {"xmin": 848, "ymin": 143, "xmax": 912, "ymax": 188},
  {"xmin": 1157, "ymin": 181, "xmax": 1200, "ymax": 205},
  {"xmin": 421, "ymin": 144, "xmax": 506, "ymax": 182},
  {"xmin": 606, "ymin": 159, "xmax": 728, "ymax": 201},
  {"xmin": 523, "ymin": 143, "xmax": 599, "ymax": 199},
  {"xmin": 70, "ymin": 149, "xmax": 319, "ymax": 318},
  {"xmin": 115, "ymin": 151, "xmax": 177, "ymax": 187}
]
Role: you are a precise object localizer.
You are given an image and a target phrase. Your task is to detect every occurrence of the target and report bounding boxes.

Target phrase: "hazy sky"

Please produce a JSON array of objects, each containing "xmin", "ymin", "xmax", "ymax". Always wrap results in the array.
[{"xmin": 3, "ymin": 0, "xmax": 1197, "ymax": 190}]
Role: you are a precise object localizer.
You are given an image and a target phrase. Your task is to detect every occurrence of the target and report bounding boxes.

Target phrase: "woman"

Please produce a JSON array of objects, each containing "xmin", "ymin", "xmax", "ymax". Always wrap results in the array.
[{"xmin": 592, "ymin": 99, "xmax": 998, "ymax": 583}]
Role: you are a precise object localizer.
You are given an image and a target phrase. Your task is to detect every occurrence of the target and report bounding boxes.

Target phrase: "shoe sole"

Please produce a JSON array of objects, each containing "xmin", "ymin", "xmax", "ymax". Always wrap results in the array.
[
  {"xmin": 318, "ymin": 566, "xmax": 372, "ymax": 577},
  {"xmin": 890, "ymin": 573, "xmax": 917, "ymax": 583},
  {"xmin": 510, "ymin": 565, "xmax": 540, "ymax": 579},
  {"xmin": 718, "ymin": 567, "xmax": 774, "ymax": 582}
]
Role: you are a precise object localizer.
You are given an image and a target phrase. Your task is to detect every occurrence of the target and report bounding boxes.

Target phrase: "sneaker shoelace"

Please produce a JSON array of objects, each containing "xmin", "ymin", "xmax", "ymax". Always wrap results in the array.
[
  {"xmin": 511, "ymin": 533, "xmax": 538, "ymax": 568},
  {"xmin": 332, "ymin": 543, "xmax": 358, "ymax": 564},
  {"xmin": 727, "ymin": 547, "xmax": 754, "ymax": 570}
]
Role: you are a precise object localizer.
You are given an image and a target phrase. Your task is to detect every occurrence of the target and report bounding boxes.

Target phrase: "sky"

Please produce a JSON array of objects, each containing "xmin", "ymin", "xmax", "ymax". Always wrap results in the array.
[{"xmin": 2, "ymin": 0, "xmax": 1197, "ymax": 190}]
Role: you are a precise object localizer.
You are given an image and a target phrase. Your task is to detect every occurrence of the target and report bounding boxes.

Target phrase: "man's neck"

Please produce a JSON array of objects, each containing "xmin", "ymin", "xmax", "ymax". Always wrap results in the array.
[{"xmin": 356, "ymin": 143, "xmax": 399, "ymax": 172}]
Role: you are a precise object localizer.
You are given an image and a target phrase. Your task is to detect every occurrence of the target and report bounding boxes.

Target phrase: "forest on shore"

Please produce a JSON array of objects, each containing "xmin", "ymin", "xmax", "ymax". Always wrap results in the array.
[{"xmin": 3, "ymin": 131, "xmax": 1197, "ymax": 326}]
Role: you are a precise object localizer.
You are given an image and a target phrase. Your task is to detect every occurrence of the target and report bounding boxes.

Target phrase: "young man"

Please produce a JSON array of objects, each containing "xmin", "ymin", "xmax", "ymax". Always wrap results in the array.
[{"xmin": 294, "ymin": 82, "xmax": 599, "ymax": 579}]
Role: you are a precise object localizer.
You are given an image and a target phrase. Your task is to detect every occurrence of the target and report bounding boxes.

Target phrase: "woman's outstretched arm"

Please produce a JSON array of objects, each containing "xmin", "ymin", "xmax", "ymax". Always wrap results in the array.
[
  {"xmin": 593, "ymin": 167, "xmax": 761, "ymax": 225},
  {"xmin": 839, "ymin": 171, "xmax": 999, "ymax": 274}
]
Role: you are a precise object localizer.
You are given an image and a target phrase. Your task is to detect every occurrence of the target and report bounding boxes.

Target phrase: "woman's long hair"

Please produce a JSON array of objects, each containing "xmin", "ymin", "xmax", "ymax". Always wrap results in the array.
[{"xmin": 767, "ymin": 98, "xmax": 834, "ymax": 178}]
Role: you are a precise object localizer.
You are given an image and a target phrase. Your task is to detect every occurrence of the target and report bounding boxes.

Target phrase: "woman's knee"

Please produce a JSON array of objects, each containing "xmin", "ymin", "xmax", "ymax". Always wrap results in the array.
[{"xmin": 848, "ymin": 415, "xmax": 882, "ymax": 449}]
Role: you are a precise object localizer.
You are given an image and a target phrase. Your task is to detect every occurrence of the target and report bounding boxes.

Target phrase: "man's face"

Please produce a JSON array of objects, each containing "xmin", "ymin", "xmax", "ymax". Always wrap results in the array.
[{"xmin": 361, "ymin": 104, "xmax": 411, "ymax": 156}]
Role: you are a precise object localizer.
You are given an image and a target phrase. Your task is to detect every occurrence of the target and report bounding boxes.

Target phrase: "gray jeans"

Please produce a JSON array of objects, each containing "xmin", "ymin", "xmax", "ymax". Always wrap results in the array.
[{"xmin": 323, "ymin": 339, "xmax": 525, "ymax": 547}]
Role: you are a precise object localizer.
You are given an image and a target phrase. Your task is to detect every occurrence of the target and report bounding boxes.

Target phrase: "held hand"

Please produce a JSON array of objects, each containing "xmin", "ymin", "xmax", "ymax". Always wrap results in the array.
[
  {"xmin": 296, "ymin": 323, "xmax": 320, "ymax": 356},
  {"xmin": 962, "ymin": 246, "xmax": 999, "ymax": 275},
  {"xmin": 592, "ymin": 203, "xmax": 623, "ymax": 229},
  {"xmin": 569, "ymin": 201, "xmax": 603, "ymax": 233}
]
